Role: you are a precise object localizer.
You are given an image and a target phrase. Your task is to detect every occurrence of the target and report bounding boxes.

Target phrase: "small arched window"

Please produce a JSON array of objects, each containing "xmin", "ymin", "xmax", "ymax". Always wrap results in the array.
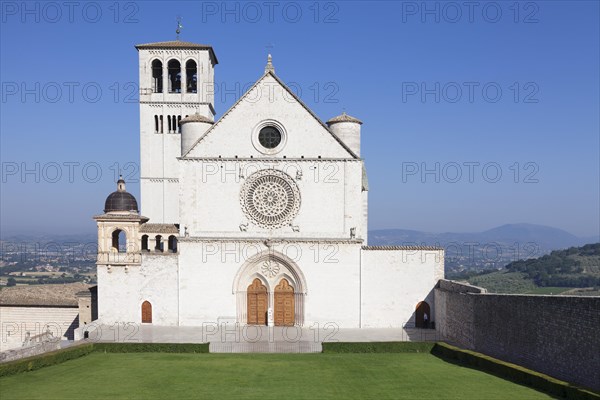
[
  {"xmin": 168, "ymin": 235, "xmax": 178, "ymax": 253},
  {"xmin": 167, "ymin": 115, "xmax": 172, "ymax": 133},
  {"xmin": 186, "ymin": 60, "xmax": 197, "ymax": 93},
  {"xmin": 141, "ymin": 235, "xmax": 149, "ymax": 251},
  {"xmin": 159, "ymin": 115, "xmax": 164, "ymax": 133},
  {"xmin": 177, "ymin": 116, "xmax": 182, "ymax": 133},
  {"xmin": 151, "ymin": 60, "xmax": 163, "ymax": 93},
  {"xmin": 112, "ymin": 229, "xmax": 126, "ymax": 253},
  {"xmin": 154, "ymin": 115, "xmax": 159, "ymax": 133},
  {"xmin": 168, "ymin": 59, "xmax": 181, "ymax": 93},
  {"xmin": 154, "ymin": 235, "xmax": 163, "ymax": 252}
]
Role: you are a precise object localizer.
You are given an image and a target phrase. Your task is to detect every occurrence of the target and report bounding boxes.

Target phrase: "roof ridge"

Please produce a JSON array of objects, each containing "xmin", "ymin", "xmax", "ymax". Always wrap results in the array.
[{"xmin": 182, "ymin": 71, "xmax": 359, "ymax": 159}]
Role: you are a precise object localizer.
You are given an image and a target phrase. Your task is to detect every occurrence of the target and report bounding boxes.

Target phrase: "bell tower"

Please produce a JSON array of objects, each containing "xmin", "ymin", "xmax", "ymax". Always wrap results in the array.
[{"xmin": 135, "ymin": 40, "xmax": 218, "ymax": 224}]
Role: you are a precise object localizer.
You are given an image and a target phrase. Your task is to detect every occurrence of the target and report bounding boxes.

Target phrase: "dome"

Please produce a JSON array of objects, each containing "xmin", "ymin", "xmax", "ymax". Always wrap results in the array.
[
  {"xmin": 326, "ymin": 112, "xmax": 362, "ymax": 126},
  {"xmin": 103, "ymin": 177, "xmax": 138, "ymax": 213}
]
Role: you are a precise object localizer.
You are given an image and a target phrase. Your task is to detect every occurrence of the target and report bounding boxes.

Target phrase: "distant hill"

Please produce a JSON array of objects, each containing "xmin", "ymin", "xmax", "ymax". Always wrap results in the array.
[
  {"xmin": 504, "ymin": 243, "xmax": 600, "ymax": 287},
  {"xmin": 369, "ymin": 224, "xmax": 599, "ymax": 274},
  {"xmin": 369, "ymin": 223, "xmax": 595, "ymax": 251},
  {"xmin": 467, "ymin": 243, "xmax": 600, "ymax": 294}
]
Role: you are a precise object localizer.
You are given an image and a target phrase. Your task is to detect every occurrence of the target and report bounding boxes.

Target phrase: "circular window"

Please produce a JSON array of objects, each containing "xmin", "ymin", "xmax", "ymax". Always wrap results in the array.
[
  {"xmin": 251, "ymin": 120, "xmax": 287, "ymax": 155},
  {"xmin": 258, "ymin": 126, "xmax": 282, "ymax": 149},
  {"xmin": 240, "ymin": 170, "xmax": 300, "ymax": 229}
]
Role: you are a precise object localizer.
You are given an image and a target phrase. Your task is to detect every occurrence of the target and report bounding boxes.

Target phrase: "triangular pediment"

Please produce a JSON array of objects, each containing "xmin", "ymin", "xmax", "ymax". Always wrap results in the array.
[{"xmin": 183, "ymin": 72, "xmax": 357, "ymax": 159}]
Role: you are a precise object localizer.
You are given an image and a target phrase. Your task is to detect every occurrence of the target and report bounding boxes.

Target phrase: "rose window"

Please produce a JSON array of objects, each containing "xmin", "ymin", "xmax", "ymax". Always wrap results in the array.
[
  {"xmin": 240, "ymin": 170, "xmax": 300, "ymax": 229},
  {"xmin": 261, "ymin": 260, "xmax": 280, "ymax": 278}
]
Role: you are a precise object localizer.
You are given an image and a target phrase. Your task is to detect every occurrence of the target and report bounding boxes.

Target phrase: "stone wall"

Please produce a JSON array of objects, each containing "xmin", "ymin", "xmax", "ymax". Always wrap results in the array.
[
  {"xmin": 435, "ymin": 280, "xmax": 600, "ymax": 391},
  {"xmin": 0, "ymin": 306, "xmax": 79, "ymax": 352},
  {"xmin": 0, "ymin": 338, "xmax": 61, "ymax": 363},
  {"xmin": 361, "ymin": 247, "xmax": 444, "ymax": 328}
]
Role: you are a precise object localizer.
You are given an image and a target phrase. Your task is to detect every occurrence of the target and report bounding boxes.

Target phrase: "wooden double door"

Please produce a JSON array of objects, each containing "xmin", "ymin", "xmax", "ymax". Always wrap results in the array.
[{"xmin": 247, "ymin": 278, "xmax": 295, "ymax": 326}]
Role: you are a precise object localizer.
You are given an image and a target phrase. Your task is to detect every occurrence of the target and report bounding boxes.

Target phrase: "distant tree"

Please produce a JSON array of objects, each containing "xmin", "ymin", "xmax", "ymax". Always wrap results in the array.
[{"xmin": 6, "ymin": 277, "xmax": 16, "ymax": 287}]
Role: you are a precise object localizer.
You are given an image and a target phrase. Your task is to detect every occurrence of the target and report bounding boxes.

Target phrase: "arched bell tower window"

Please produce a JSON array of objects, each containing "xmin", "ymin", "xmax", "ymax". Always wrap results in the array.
[
  {"xmin": 168, "ymin": 59, "xmax": 181, "ymax": 93},
  {"xmin": 186, "ymin": 60, "xmax": 197, "ymax": 93},
  {"xmin": 168, "ymin": 235, "xmax": 178, "ymax": 253},
  {"xmin": 141, "ymin": 235, "xmax": 149, "ymax": 251},
  {"xmin": 112, "ymin": 229, "xmax": 126, "ymax": 253},
  {"xmin": 151, "ymin": 60, "xmax": 163, "ymax": 93},
  {"xmin": 154, "ymin": 235, "xmax": 163, "ymax": 252}
]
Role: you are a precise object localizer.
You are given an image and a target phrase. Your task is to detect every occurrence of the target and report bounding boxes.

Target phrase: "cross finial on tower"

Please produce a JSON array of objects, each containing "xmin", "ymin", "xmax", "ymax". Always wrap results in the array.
[
  {"xmin": 265, "ymin": 53, "xmax": 275, "ymax": 74},
  {"xmin": 176, "ymin": 16, "xmax": 183, "ymax": 40}
]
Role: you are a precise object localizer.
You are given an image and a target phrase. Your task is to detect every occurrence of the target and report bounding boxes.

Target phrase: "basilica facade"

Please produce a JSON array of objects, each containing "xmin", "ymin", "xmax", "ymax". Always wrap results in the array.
[{"xmin": 94, "ymin": 40, "xmax": 444, "ymax": 329}]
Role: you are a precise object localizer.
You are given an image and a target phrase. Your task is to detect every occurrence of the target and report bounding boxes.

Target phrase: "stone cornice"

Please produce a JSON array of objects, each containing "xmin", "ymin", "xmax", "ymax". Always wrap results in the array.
[
  {"xmin": 179, "ymin": 237, "xmax": 364, "ymax": 244},
  {"xmin": 178, "ymin": 157, "xmax": 362, "ymax": 162},
  {"xmin": 362, "ymin": 245, "xmax": 444, "ymax": 251}
]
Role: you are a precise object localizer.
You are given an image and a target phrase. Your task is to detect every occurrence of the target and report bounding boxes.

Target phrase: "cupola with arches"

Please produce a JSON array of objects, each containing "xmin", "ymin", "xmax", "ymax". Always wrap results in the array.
[{"xmin": 94, "ymin": 176, "xmax": 148, "ymax": 266}]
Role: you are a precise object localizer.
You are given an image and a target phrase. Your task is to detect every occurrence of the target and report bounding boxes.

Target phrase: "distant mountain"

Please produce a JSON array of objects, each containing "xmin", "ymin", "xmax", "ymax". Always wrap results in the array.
[
  {"xmin": 369, "ymin": 223, "xmax": 597, "ymax": 252},
  {"xmin": 0, "ymin": 232, "xmax": 96, "ymax": 245}
]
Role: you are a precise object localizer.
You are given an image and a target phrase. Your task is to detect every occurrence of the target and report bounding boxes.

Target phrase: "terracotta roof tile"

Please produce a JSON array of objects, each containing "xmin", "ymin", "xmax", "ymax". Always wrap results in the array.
[
  {"xmin": 0, "ymin": 283, "xmax": 91, "ymax": 307},
  {"xmin": 180, "ymin": 113, "xmax": 214, "ymax": 125},
  {"xmin": 140, "ymin": 223, "xmax": 179, "ymax": 234},
  {"xmin": 326, "ymin": 112, "xmax": 362, "ymax": 125}
]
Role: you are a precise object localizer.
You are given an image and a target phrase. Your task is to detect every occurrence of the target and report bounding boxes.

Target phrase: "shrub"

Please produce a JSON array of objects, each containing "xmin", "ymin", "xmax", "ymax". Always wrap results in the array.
[
  {"xmin": 431, "ymin": 343, "xmax": 599, "ymax": 400},
  {"xmin": 0, "ymin": 343, "xmax": 95, "ymax": 377},
  {"xmin": 322, "ymin": 342, "xmax": 434, "ymax": 353},
  {"xmin": 0, "ymin": 342, "xmax": 209, "ymax": 377},
  {"xmin": 93, "ymin": 343, "xmax": 209, "ymax": 353}
]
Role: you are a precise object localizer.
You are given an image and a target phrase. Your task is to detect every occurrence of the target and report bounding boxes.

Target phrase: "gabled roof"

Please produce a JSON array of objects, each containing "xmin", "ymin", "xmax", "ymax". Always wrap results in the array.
[
  {"xmin": 135, "ymin": 40, "xmax": 218, "ymax": 64},
  {"xmin": 182, "ymin": 71, "xmax": 359, "ymax": 159}
]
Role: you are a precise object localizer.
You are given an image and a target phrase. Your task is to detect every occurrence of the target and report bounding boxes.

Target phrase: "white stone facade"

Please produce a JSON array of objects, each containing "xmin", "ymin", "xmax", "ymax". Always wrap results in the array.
[{"xmin": 94, "ymin": 40, "xmax": 444, "ymax": 330}]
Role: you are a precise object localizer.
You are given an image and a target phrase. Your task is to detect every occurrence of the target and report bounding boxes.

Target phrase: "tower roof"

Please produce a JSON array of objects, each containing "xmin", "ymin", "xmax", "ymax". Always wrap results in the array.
[
  {"xmin": 104, "ymin": 177, "xmax": 138, "ymax": 213},
  {"xmin": 135, "ymin": 40, "xmax": 218, "ymax": 64},
  {"xmin": 180, "ymin": 113, "xmax": 214, "ymax": 125},
  {"xmin": 326, "ymin": 112, "xmax": 363, "ymax": 125}
]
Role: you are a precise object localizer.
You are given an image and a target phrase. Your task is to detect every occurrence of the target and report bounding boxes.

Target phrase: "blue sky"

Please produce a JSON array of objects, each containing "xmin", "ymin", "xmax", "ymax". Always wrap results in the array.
[{"xmin": 1, "ymin": 1, "xmax": 599, "ymax": 237}]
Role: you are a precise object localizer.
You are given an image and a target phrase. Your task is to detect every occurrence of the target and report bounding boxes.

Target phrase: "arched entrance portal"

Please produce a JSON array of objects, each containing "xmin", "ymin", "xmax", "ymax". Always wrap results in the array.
[
  {"xmin": 415, "ymin": 301, "xmax": 430, "ymax": 328},
  {"xmin": 274, "ymin": 278, "xmax": 295, "ymax": 326},
  {"xmin": 233, "ymin": 250, "xmax": 307, "ymax": 326},
  {"xmin": 247, "ymin": 279, "xmax": 268, "ymax": 325},
  {"xmin": 141, "ymin": 301, "xmax": 152, "ymax": 323}
]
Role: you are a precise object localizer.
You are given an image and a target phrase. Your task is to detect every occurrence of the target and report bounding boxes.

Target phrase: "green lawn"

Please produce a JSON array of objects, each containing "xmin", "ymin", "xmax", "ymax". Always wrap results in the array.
[{"xmin": 0, "ymin": 353, "xmax": 551, "ymax": 399}]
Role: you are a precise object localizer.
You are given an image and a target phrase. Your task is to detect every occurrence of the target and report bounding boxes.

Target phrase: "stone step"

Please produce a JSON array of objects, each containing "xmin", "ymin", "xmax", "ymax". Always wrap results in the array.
[{"xmin": 209, "ymin": 341, "xmax": 322, "ymax": 353}]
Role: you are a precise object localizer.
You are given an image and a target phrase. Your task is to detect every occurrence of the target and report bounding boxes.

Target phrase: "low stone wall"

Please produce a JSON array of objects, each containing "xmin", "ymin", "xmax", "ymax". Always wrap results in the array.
[
  {"xmin": 435, "ymin": 279, "xmax": 600, "ymax": 391},
  {"xmin": 0, "ymin": 340, "xmax": 61, "ymax": 363}
]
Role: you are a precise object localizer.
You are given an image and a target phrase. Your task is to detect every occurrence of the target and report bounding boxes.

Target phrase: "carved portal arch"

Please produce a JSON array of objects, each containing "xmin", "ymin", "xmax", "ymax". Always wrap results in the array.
[{"xmin": 233, "ymin": 250, "xmax": 306, "ymax": 326}]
